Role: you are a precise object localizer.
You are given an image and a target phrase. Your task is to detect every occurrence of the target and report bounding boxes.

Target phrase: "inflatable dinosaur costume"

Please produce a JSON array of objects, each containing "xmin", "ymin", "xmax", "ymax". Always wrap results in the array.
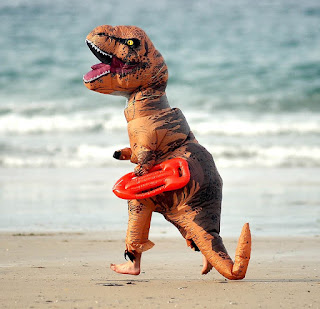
[{"xmin": 83, "ymin": 25, "xmax": 251, "ymax": 280}]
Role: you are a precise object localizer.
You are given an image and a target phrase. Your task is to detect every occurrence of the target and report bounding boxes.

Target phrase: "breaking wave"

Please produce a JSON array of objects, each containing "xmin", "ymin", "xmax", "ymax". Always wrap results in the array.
[
  {"xmin": 0, "ymin": 103, "xmax": 319, "ymax": 168},
  {"xmin": 1, "ymin": 107, "xmax": 319, "ymax": 137},
  {"xmin": 1, "ymin": 142, "xmax": 320, "ymax": 168}
]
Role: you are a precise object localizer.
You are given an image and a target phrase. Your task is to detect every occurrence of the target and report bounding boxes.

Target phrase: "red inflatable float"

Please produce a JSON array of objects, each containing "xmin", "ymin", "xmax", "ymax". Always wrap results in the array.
[{"xmin": 113, "ymin": 158, "xmax": 190, "ymax": 200}]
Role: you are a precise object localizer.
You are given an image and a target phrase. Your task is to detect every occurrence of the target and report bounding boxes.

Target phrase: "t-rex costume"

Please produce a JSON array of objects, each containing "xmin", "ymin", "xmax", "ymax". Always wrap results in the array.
[{"xmin": 83, "ymin": 25, "xmax": 251, "ymax": 280}]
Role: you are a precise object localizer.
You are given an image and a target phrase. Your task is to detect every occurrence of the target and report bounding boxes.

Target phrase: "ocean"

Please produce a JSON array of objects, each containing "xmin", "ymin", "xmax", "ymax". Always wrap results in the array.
[{"xmin": 0, "ymin": 0, "xmax": 319, "ymax": 236}]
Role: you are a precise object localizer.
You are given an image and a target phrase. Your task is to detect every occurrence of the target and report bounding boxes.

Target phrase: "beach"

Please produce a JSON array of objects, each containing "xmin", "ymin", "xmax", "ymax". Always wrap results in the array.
[
  {"xmin": 1, "ymin": 232, "xmax": 319, "ymax": 308},
  {"xmin": 1, "ymin": 167, "xmax": 319, "ymax": 308},
  {"xmin": 1, "ymin": 1, "xmax": 320, "ymax": 308}
]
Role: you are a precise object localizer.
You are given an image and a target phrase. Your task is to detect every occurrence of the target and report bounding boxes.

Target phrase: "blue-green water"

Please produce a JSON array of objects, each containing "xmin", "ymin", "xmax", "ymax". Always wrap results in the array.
[
  {"xmin": 0, "ymin": 0, "xmax": 319, "ymax": 235},
  {"xmin": 1, "ymin": 0, "xmax": 320, "ymax": 168}
]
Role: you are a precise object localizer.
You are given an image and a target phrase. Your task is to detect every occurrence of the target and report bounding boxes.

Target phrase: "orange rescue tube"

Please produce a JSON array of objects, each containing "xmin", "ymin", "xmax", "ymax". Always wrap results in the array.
[{"xmin": 113, "ymin": 158, "xmax": 190, "ymax": 199}]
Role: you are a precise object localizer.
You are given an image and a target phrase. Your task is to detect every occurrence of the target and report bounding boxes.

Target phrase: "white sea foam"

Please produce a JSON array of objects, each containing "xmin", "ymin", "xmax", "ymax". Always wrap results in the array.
[
  {"xmin": 0, "ymin": 112, "xmax": 126, "ymax": 134},
  {"xmin": 1, "ymin": 110, "xmax": 319, "ymax": 136},
  {"xmin": 0, "ymin": 108, "xmax": 319, "ymax": 168},
  {"xmin": 209, "ymin": 145, "xmax": 320, "ymax": 168},
  {"xmin": 1, "ymin": 143, "xmax": 320, "ymax": 168},
  {"xmin": 0, "ymin": 105, "xmax": 319, "ymax": 168},
  {"xmin": 185, "ymin": 111, "xmax": 320, "ymax": 136}
]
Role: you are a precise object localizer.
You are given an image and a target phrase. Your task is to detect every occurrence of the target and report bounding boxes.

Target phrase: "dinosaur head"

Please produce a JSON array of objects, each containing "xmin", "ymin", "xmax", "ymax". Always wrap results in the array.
[{"xmin": 83, "ymin": 25, "xmax": 168, "ymax": 96}]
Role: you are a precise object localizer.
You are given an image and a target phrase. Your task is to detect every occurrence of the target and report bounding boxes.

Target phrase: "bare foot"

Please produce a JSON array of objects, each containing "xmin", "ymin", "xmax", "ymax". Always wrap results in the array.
[
  {"xmin": 201, "ymin": 255, "xmax": 213, "ymax": 275},
  {"xmin": 110, "ymin": 261, "xmax": 140, "ymax": 275}
]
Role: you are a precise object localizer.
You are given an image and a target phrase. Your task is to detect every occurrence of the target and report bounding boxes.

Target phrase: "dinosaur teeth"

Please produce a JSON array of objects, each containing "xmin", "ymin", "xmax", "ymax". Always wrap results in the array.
[
  {"xmin": 86, "ymin": 39, "xmax": 112, "ymax": 60},
  {"xmin": 84, "ymin": 38, "xmax": 137, "ymax": 82}
]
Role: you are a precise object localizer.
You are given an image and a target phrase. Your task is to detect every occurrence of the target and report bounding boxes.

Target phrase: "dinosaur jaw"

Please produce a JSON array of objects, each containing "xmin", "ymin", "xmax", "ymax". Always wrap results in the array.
[{"xmin": 83, "ymin": 39, "xmax": 138, "ymax": 83}]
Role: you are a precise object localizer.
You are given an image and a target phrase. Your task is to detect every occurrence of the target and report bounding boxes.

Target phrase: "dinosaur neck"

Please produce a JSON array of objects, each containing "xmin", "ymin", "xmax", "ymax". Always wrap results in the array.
[{"xmin": 124, "ymin": 88, "xmax": 171, "ymax": 122}]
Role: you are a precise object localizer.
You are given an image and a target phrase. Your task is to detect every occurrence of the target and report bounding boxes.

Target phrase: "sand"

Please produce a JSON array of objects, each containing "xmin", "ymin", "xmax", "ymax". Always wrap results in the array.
[{"xmin": 0, "ymin": 232, "xmax": 319, "ymax": 309}]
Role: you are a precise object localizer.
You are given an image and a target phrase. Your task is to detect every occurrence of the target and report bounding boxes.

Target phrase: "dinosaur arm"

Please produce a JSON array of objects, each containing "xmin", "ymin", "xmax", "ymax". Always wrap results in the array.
[
  {"xmin": 113, "ymin": 147, "xmax": 139, "ymax": 163},
  {"xmin": 113, "ymin": 147, "xmax": 132, "ymax": 160},
  {"xmin": 134, "ymin": 146, "xmax": 156, "ymax": 176}
]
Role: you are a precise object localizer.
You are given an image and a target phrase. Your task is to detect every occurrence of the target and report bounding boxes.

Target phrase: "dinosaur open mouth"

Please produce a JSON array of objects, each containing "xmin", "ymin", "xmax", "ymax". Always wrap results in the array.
[{"xmin": 83, "ymin": 39, "xmax": 138, "ymax": 83}]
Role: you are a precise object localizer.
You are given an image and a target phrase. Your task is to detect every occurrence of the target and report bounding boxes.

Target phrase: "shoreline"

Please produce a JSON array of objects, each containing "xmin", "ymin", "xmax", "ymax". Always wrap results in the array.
[
  {"xmin": 1, "ymin": 166, "xmax": 319, "ymax": 237},
  {"xmin": 1, "ymin": 232, "xmax": 319, "ymax": 308}
]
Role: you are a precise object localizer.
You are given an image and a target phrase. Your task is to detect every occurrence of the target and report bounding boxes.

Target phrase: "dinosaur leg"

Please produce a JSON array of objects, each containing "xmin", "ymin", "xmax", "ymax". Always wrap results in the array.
[
  {"xmin": 185, "ymin": 237, "xmax": 214, "ymax": 274},
  {"xmin": 165, "ymin": 206, "xmax": 251, "ymax": 280},
  {"xmin": 186, "ymin": 239, "xmax": 213, "ymax": 274},
  {"xmin": 196, "ymin": 223, "xmax": 250, "ymax": 280},
  {"xmin": 110, "ymin": 199, "xmax": 155, "ymax": 275},
  {"xmin": 163, "ymin": 207, "xmax": 215, "ymax": 275},
  {"xmin": 187, "ymin": 218, "xmax": 251, "ymax": 280},
  {"xmin": 125, "ymin": 199, "xmax": 155, "ymax": 253},
  {"xmin": 163, "ymin": 212, "xmax": 213, "ymax": 275}
]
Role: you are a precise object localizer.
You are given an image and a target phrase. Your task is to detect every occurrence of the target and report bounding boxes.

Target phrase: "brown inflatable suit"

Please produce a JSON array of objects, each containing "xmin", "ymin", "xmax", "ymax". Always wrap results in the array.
[{"xmin": 83, "ymin": 25, "xmax": 251, "ymax": 280}]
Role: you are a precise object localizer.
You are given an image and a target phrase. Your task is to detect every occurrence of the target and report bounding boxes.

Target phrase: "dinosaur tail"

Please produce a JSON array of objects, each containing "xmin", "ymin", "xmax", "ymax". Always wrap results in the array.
[
  {"xmin": 232, "ymin": 222, "xmax": 251, "ymax": 278},
  {"xmin": 205, "ymin": 223, "xmax": 251, "ymax": 280}
]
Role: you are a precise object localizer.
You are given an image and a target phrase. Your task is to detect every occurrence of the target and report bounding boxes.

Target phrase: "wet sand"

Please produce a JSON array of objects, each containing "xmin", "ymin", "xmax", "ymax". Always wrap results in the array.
[{"xmin": 0, "ymin": 232, "xmax": 319, "ymax": 308}]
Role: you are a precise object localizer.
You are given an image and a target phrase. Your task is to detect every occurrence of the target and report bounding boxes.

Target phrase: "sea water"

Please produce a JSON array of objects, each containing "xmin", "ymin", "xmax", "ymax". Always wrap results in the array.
[{"xmin": 0, "ymin": 0, "xmax": 319, "ymax": 236}]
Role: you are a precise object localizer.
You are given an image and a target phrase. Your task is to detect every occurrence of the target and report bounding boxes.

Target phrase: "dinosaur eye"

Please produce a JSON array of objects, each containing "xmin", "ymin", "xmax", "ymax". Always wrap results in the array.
[
  {"xmin": 126, "ymin": 39, "xmax": 134, "ymax": 46},
  {"xmin": 125, "ymin": 38, "xmax": 140, "ymax": 48}
]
